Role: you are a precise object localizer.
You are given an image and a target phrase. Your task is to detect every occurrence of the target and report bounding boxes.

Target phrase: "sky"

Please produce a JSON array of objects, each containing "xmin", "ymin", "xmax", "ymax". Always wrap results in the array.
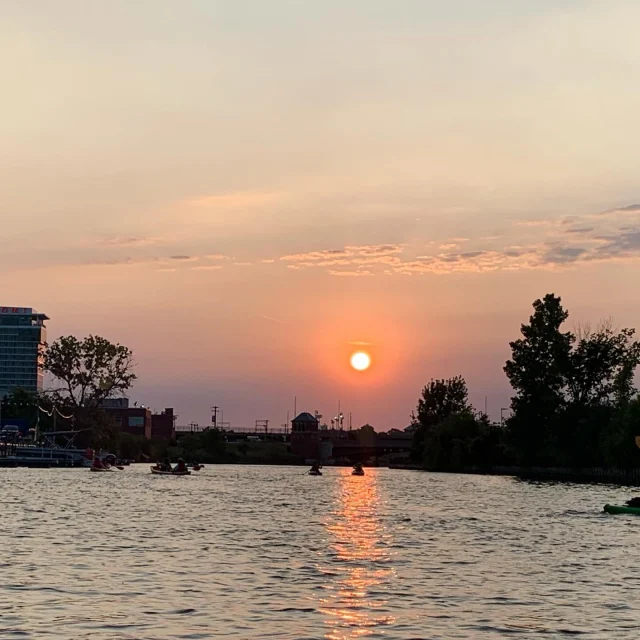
[{"xmin": 3, "ymin": 0, "xmax": 640, "ymax": 430}]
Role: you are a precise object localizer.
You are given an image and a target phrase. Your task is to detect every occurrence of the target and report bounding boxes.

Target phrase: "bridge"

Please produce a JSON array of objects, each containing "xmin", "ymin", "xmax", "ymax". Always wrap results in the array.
[
  {"xmin": 325, "ymin": 432, "xmax": 413, "ymax": 462},
  {"xmin": 175, "ymin": 424, "xmax": 290, "ymax": 441},
  {"xmin": 175, "ymin": 423, "xmax": 413, "ymax": 462}
]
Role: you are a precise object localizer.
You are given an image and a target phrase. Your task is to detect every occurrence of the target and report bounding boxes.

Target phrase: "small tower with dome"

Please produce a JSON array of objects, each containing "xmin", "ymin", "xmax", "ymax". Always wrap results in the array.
[{"xmin": 291, "ymin": 412, "xmax": 320, "ymax": 460}]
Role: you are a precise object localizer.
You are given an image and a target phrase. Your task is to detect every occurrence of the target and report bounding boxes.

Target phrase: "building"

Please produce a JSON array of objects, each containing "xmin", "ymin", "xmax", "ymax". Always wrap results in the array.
[
  {"xmin": 290, "ymin": 412, "xmax": 320, "ymax": 460},
  {"xmin": 151, "ymin": 408, "xmax": 175, "ymax": 439},
  {"xmin": 0, "ymin": 306, "xmax": 48, "ymax": 398},
  {"xmin": 102, "ymin": 398, "xmax": 152, "ymax": 438}
]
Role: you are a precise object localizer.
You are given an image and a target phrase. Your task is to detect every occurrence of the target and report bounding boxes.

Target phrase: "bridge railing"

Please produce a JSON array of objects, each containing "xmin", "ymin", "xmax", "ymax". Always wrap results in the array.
[{"xmin": 175, "ymin": 425, "xmax": 290, "ymax": 435}]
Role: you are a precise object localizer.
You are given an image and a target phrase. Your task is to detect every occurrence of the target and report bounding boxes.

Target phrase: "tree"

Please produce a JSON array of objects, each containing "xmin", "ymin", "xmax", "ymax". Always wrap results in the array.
[
  {"xmin": 566, "ymin": 323, "xmax": 640, "ymax": 407},
  {"xmin": 505, "ymin": 294, "xmax": 573, "ymax": 404},
  {"xmin": 504, "ymin": 294, "xmax": 573, "ymax": 464},
  {"xmin": 505, "ymin": 295, "xmax": 640, "ymax": 465},
  {"xmin": 1, "ymin": 388, "xmax": 39, "ymax": 421},
  {"xmin": 601, "ymin": 397, "xmax": 640, "ymax": 467},
  {"xmin": 45, "ymin": 335, "xmax": 136, "ymax": 408},
  {"xmin": 414, "ymin": 377, "xmax": 470, "ymax": 427},
  {"xmin": 355, "ymin": 424, "xmax": 376, "ymax": 447},
  {"xmin": 411, "ymin": 376, "xmax": 471, "ymax": 462}
]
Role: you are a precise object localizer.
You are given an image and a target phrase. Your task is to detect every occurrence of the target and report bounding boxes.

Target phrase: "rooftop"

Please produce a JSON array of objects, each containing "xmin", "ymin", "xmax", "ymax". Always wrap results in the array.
[
  {"xmin": 292, "ymin": 412, "xmax": 318, "ymax": 423},
  {"xmin": 0, "ymin": 306, "xmax": 49, "ymax": 320}
]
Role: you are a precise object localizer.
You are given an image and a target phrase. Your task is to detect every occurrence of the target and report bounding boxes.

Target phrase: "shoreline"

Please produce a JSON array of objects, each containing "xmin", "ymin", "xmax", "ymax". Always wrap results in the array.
[{"xmin": 389, "ymin": 463, "xmax": 640, "ymax": 486}]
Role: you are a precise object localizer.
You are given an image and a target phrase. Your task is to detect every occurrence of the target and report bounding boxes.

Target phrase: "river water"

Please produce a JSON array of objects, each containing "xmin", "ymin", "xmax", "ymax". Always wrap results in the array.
[{"xmin": 1, "ymin": 465, "xmax": 639, "ymax": 639}]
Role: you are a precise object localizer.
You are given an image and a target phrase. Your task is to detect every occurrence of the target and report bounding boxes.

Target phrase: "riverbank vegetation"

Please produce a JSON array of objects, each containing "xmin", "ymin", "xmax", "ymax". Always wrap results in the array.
[{"xmin": 411, "ymin": 294, "xmax": 640, "ymax": 471}]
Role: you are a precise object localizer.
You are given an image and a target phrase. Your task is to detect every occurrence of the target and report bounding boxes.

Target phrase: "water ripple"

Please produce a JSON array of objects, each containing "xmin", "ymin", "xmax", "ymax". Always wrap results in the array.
[{"xmin": 0, "ymin": 466, "xmax": 638, "ymax": 637}]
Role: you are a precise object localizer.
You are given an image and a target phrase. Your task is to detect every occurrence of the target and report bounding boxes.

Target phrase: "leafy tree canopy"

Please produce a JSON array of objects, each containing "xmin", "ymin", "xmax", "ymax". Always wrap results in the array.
[
  {"xmin": 414, "ymin": 376, "xmax": 470, "ymax": 429},
  {"xmin": 45, "ymin": 335, "xmax": 136, "ymax": 409}
]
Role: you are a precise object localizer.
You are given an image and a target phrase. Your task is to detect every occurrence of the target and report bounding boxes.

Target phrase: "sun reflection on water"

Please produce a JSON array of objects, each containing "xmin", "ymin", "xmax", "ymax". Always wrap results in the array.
[{"xmin": 320, "ymin": 469, "xmax": 396, "ymax": 639}]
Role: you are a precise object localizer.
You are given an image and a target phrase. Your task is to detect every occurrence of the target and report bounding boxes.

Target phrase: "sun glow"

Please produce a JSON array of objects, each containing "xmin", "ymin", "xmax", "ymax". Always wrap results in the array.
[{"xmin": 350, "ymin": 351, "xmax": 371, "ymax": 371}]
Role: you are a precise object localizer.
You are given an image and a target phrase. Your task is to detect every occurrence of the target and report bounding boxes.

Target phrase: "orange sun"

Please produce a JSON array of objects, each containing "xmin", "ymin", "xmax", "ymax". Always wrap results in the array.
[{"xmin": 350, "ymin": 351, "xmax": 371, "ymax": 371}]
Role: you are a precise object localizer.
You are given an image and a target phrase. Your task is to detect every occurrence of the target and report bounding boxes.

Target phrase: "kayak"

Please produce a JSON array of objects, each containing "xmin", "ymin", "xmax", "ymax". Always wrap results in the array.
[
  {"xmin": 603, "ymin": 504, "xmax": 640, "ymax": 515},
  {"xmin": 308, "ymin": 470, "xmax": 322, "ymax": 476},
  {"xmin": 150, "ymin": 466, "xmax": 191, "ymax": 476},
  {"xmin": 352, "ymin": 470, "xmax": 365, "ymax": 476},
  {"xmin": 90, "ymin": 467, "xmax": 115, "ymax": 472}
]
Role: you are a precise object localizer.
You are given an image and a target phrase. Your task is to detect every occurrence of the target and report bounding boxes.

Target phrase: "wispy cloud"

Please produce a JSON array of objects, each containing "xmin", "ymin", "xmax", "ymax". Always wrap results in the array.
[
  {"xmin": 191, "ymin": 264, "xmax": 223, "ymax": 271},
  {"xmin": 257, "ymin": 315, "xmax": 289, "ymax": 325},
  {"xmin": 281, "ymin": 244, "xmax": 403, "ymax": 264},
  {"xmin": 169, "ymin": 255, "xmax": 198, "ymax": 262},
  {"xmin": 328, "ymin": 269, "xmax": 373, "ymax": 277},
  {"xmin": 186, "ymin": 191, "xmax": 283, "ymax": 209},
  {"xmin": 270, "ymin": 204, "xmax": 640, "ymax": 276},
  {"xmin": 564, "ymin": 226, "xmax": 594, "ymax": 235},
  {"xmin": 98, "ymin": 235, "xmax": 163, "ymax": 248},
  {"xmin": 600, "ymin": 204, "xmax": 640, "ymax": 216},
  {"xmin": 82, "ymin": 256, "xmax": 159, "ymax": 267}
]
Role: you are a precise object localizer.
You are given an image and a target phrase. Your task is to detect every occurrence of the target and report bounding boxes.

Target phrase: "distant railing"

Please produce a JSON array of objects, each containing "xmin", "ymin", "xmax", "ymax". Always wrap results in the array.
[{"xmin": 175, "ymin": 424, "xmax": 289, "ymax": 435}]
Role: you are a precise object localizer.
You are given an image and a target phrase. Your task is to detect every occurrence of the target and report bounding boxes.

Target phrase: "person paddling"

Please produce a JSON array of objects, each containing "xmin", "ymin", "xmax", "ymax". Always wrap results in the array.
[
  {"xmin": 173, "ymin": 458, "xmax": 187, "ymax": 473},
  {"xmin": 92, "ymin": 456, "xmax": 105, "ymax": 470}
]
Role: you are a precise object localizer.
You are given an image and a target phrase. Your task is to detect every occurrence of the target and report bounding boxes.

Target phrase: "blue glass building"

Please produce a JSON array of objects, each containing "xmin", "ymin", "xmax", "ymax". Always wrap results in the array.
[{"xmin": 0, "ymin": 307, "xmax": 49, "ymax": 398}]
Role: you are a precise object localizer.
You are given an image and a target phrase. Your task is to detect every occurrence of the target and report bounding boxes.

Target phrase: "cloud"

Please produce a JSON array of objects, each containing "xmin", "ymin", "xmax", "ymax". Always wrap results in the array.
[
  {"xmin": 515, "ymin": 219, "xmax": 556, "ymax": 228},
  {"xmin": 191, "ymin": 265, "xmax": 223, "ymax": 271},
  {"xmin": 257, "ymin": 315, "xmax": 289, "ymax": 325},
  {"xmin": 346, "ymin": 244, "xmax": 403, "ymax": 256},
  {"xmin": 82, "ymin": 256, "xmax": 159, "ymax": 267},
  {"xmin": 601, "ymin": 204, "xmax": 640, "ymax": 216},
  {"xmin": 328, "ymin": 270, "xmax": 373, "ymax": 277},
  {"xmin": 280, "ymin": 244, "xmax": 403, "ymax": 264},
  {"xmin": 589, "ymin": 229, "xmax": 640, "ymax": 260},
  {"xmin": 98, "ymin": 236, "xmax": 162, "ymax": 248},
  {"xmin": 564, "ymin": 226, "xmax": 594, "ymax": 234},
  {"xmin": 542, "ymin": 245, "xmax": 588, "ymax": 264},
  {"xmin": 169, "ymin": 255, "xmax": 197, "ymax": 261},
  {"xmin": 186, "ymin": 191, "xmax": 283, "ymax": 209}
]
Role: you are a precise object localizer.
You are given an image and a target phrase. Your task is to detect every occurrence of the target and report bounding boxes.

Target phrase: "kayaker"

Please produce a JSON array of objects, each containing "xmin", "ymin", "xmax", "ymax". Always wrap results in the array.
[
  {"xmin": 92, "ymin": 456, "xmax": 105, "ymax": 470},
  {"xmin": 173, "ymin": 458, "xmax": 187, "ymax": 473},
  {"xmin": 160, "ymin": 457, "xmax": 172, "ymax": 472}
]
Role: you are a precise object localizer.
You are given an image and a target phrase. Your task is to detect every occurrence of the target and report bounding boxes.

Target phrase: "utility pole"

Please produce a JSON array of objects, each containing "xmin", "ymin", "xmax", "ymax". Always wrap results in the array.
[{"xmin": 211, "ymin": 406, "xmax": 219, "ymax": 429}]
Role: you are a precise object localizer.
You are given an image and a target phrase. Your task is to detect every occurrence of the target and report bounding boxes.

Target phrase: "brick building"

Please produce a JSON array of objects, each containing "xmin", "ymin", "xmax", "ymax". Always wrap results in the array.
[
  {"xmin": 151, "ymin": 408, "xmax": 175, "ymax": 439},
  {"xmin": 102, "ymin": 398, "xmax": 152, "ymax": 439}
]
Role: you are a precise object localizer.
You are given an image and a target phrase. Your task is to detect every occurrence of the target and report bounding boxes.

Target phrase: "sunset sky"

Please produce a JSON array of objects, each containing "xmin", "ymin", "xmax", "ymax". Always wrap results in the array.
[{"xmin": 3, "ymin": 1, "xmax": 640, "ymax": 429}]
